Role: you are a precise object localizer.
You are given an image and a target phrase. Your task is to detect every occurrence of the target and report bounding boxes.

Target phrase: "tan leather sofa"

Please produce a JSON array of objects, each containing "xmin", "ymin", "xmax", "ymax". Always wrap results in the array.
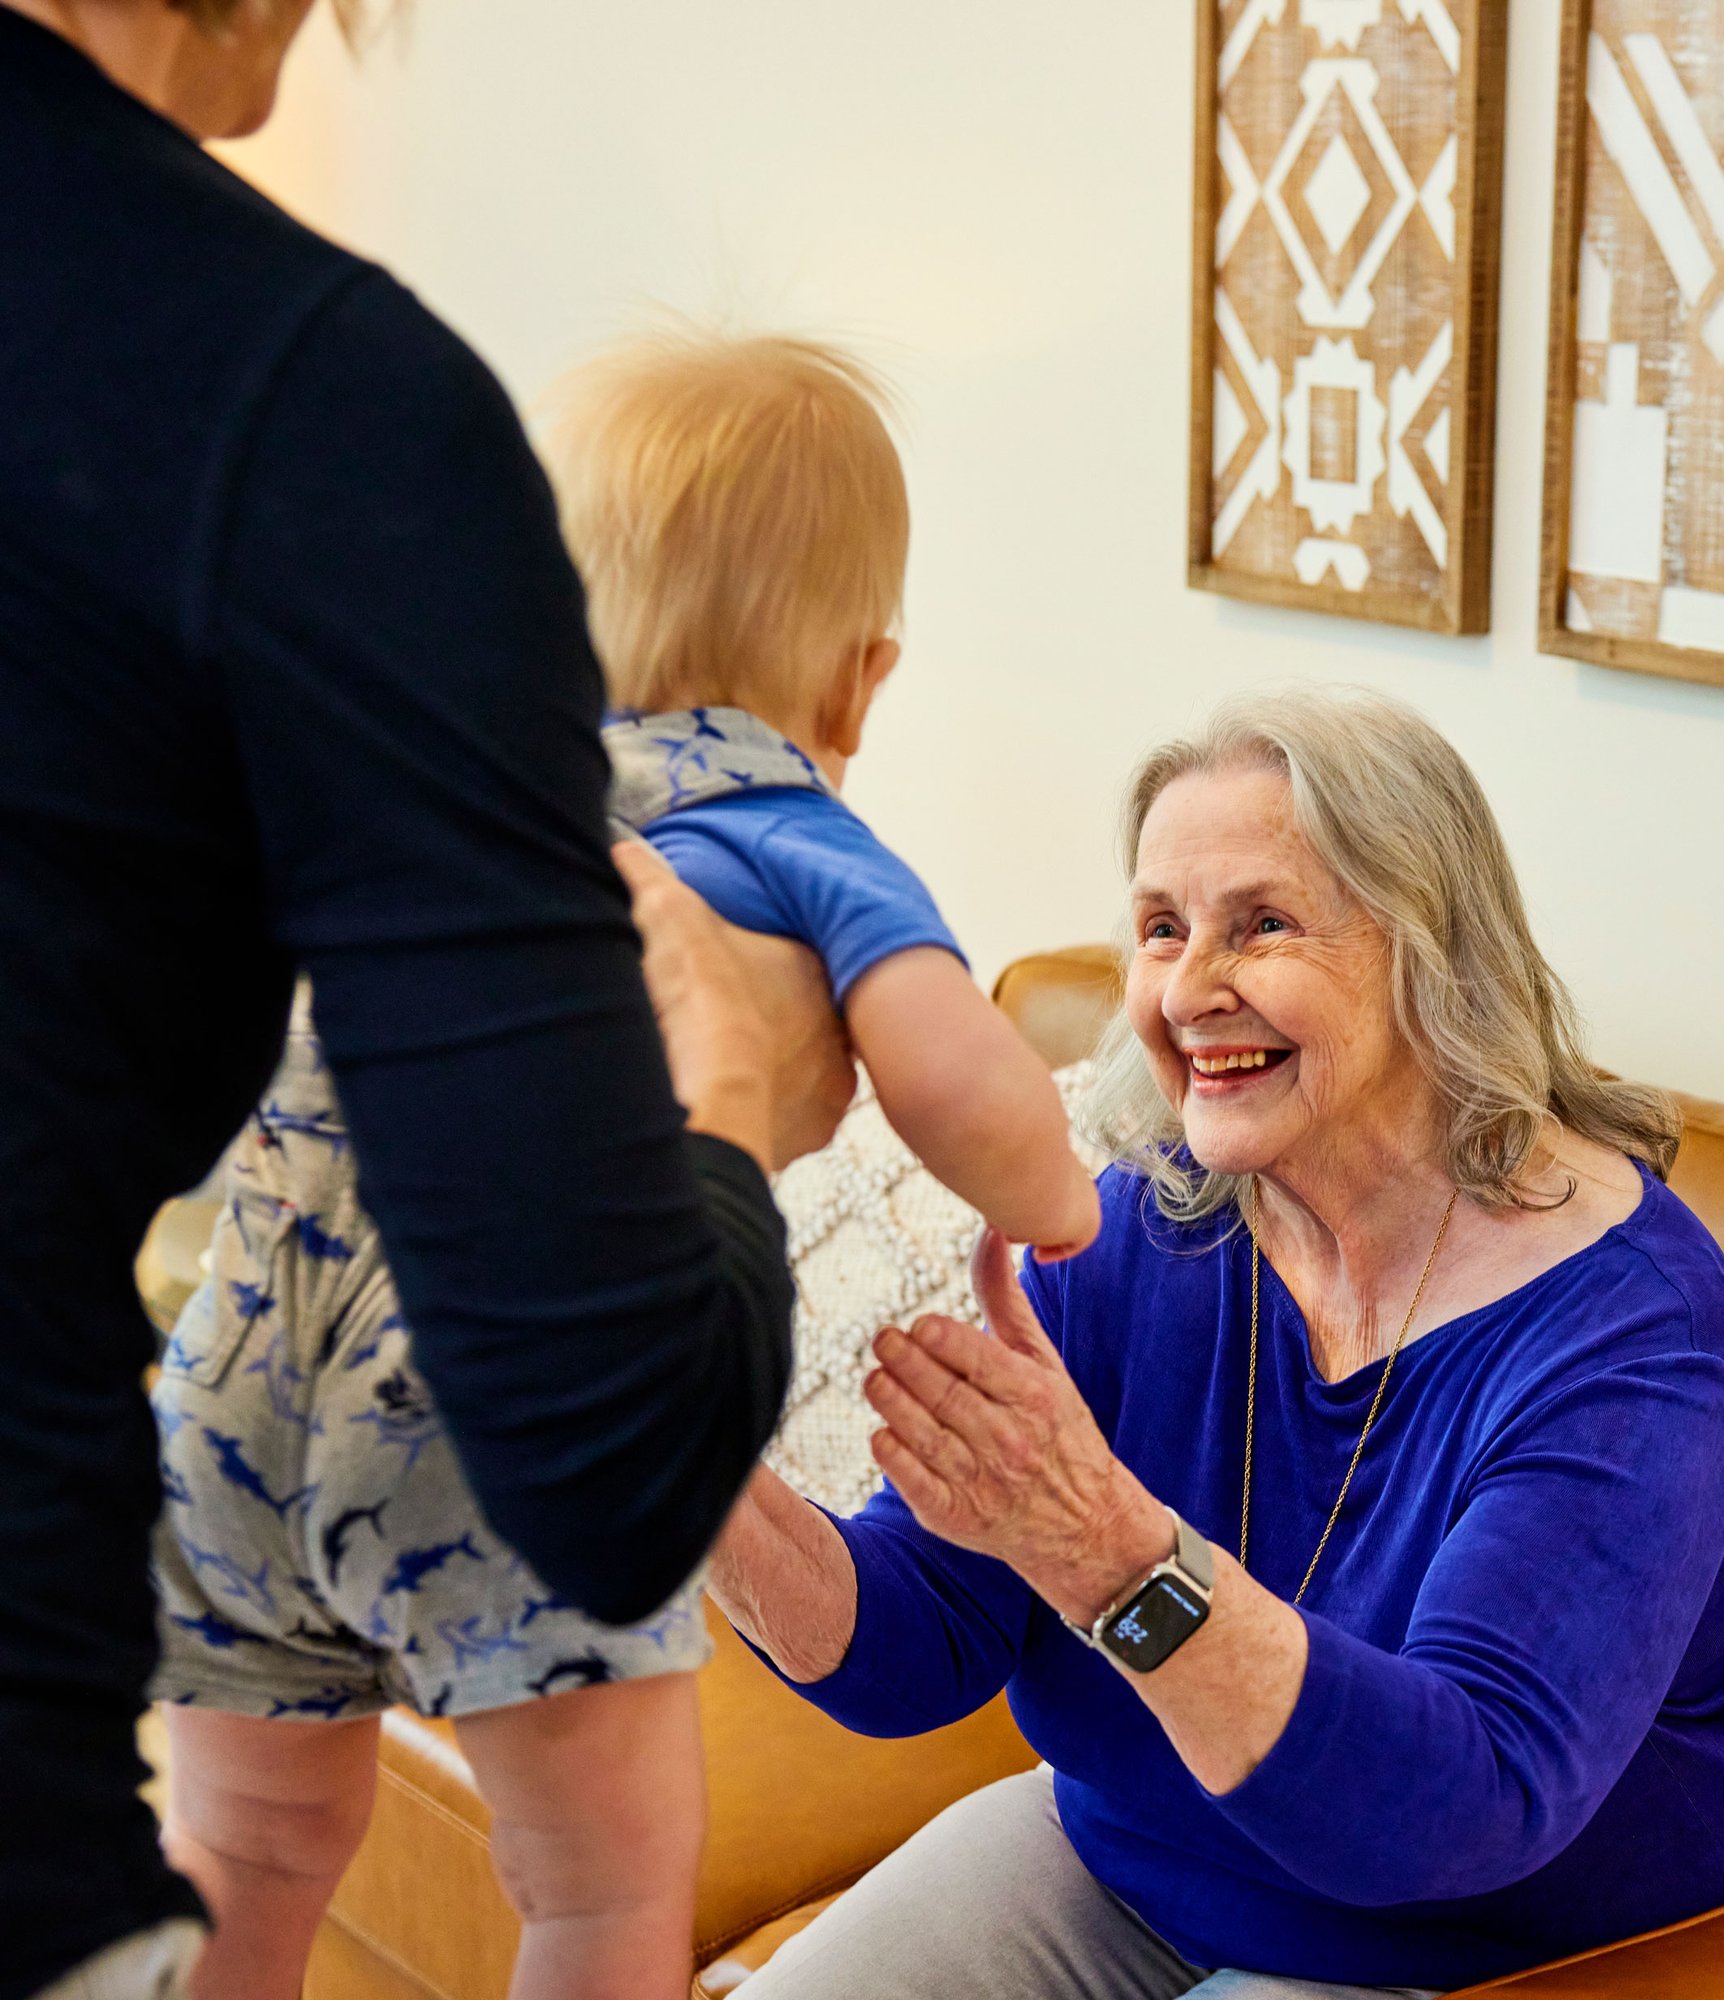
[{"xmin": 138, "ymin": 946, "xmax": 1724, "ymax": 1998}]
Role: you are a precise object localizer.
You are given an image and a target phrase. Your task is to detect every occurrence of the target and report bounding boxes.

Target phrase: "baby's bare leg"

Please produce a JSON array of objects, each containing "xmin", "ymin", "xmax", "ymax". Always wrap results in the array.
[
  {"xmin": 455, "ymin": 1673, "xmax": 705, "ymax": 2000},
  {"xmin": 161, "ymin": 1707, "xmax": 380, "ymax": 2000}
]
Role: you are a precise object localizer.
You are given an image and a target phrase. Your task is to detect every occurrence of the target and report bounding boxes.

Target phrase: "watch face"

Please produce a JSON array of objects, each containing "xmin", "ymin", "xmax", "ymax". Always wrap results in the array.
[{"xmin": 1102, "ymin": 1575, "xmax": 1208, "ymax": 1673}]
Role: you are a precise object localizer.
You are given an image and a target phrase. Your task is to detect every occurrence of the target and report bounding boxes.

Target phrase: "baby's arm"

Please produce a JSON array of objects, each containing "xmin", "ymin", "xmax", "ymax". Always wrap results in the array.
[{"xmin": 844, "ymin": 947, "xmax": 1100, "ymax": 1259}]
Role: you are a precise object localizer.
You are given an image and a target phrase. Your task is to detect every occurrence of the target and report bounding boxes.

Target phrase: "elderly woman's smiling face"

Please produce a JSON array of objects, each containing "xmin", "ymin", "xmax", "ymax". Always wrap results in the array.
[{"xmin": 1126, "ymin": 763, "xmax": 1426, "ymax": 1187}]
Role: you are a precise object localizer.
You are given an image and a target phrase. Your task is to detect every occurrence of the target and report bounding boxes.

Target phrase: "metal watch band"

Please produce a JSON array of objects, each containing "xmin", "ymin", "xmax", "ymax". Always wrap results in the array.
[
  {"xmin": 1061, "ymin": 1507, "xmax": 1214, "ymax": 1650},
  {"xmin": 1168, "ymin": 1507, "xmax": 1215, "ymax": 1594}
]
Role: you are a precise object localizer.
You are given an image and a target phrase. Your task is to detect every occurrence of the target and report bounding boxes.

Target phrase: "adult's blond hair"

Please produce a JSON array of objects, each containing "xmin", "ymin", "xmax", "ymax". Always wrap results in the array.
[
  {"xmin": 1086, "ymin": 687, "xmax": 1679, "ymax": 1220},
  {"xmin": 549, "ymin": 331, "xmax": 909, "ymax": 716}
]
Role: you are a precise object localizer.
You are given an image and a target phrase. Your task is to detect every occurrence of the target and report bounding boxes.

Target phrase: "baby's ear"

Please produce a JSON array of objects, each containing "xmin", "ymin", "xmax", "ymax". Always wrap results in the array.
[
  {"xmin": 825, "ymin": 638, "xmax": 901, "ymax": 758},
  {"xmin": 862, "ymin": 636, "xmax": 901, "ymax": 695}
]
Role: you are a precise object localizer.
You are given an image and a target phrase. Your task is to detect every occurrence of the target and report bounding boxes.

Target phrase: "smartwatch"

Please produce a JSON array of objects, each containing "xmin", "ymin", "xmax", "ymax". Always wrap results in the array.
[{"xmin": 1062, "ymin": 1508, "xmax": 1214, "ymax": 1675}]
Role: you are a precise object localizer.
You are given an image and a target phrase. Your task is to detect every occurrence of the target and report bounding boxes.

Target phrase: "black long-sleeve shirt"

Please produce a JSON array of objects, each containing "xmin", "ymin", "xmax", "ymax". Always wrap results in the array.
[{"xmin": 0, "ymin": 17, "xmax": 793, "ymax": 1991}]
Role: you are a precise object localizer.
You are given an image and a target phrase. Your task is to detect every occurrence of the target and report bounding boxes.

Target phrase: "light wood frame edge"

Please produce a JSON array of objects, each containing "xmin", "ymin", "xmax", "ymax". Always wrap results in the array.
[
  {"xmin": 1536, "ymin": 0, "xmax": 1724, "ymax": 689},
  {"xmin": 1186, "ymin": 0, "xmax": 1509, "ymax": 637},
  {"xmin": 1453, "ymin": 0, "xmax": 1509, "ymax": 635},
  {"xmin": 1186, "ymin": 0, "xmax": 1220, "ymax": 590},
  {"xmin": 1537, "ymin": 0, "xmax": 1595, "ymax": 664}
]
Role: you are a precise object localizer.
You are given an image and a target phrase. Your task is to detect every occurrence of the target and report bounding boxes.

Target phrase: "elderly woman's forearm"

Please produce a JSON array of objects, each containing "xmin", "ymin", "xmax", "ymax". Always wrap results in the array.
[
  {"xmin": 1202, "ymin": 1614, "xmax": 1590, "ymax": 1905},
  {"xmin": 1045, "ymin": 1484, "xmax": 1309, "ymax": 1796},
  {"xmin": 1133, "ymin": 1548, "xmax": 1309, "ymax": 1796},
  {"xmin": 707, "ymin": 1466, "xmax": 859, "ymax": 1683}
]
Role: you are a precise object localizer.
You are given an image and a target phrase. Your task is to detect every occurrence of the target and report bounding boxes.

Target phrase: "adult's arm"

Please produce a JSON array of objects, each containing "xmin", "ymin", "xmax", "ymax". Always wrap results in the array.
[
  {"xmin": 200, "ymin": 267, "xmax": 795, "ymax": 1624},
  {"xmin": 872, "ymin": 1230, "xmax": 1724, "ymax": 1903},
  {"xmin": 707, "ymin": 1464, "xmax": 858, "ymax": 1683},
  {"xmin": 711, "ymin": 1465, "xmax": 1038, "ymax": 1736}
]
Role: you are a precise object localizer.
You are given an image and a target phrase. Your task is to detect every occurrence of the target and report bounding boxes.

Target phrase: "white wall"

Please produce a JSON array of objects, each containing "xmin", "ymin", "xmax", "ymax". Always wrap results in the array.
[{"xmin": 229, "ymin": 2, "xmax": 1724, "ymax": 1099}]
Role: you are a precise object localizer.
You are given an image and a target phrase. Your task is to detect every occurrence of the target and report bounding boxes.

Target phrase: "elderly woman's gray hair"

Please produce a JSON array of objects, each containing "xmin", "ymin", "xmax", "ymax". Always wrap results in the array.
[{"xmin": 1085, "ymin": 687, "xmax": 1679, "ymax": 1219}]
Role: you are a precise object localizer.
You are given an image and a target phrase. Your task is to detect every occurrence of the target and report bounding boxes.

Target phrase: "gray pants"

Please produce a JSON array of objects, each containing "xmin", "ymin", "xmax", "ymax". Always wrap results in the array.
[
  {"xmin": 738, "ymin": 1768, "xmax": 1440, "ymax": 1999},
  {"xmin": 29, "ymin": 1922, "xmax": 202, "ymax": 2000}
]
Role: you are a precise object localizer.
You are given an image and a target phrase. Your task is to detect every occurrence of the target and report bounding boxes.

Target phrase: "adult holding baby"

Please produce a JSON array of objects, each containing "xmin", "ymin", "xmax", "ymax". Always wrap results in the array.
[
  {"xmin": 0, "ymin": 4, "xmax": 852, "ymax": 1996},
  {"xmin": 718, "ymin": 690, "xmax": 1724, "ymax": 1998}
]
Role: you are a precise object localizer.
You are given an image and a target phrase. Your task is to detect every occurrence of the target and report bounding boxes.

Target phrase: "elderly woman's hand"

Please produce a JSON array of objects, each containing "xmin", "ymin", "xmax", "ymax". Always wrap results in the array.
[{"xmin": 865, "ymin": 1227, "xmax": 1170, "ymax": 1627}]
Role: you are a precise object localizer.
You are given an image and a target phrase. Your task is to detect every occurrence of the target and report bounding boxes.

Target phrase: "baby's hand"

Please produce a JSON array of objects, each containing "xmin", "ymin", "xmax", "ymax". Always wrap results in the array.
[{"xmin": 1028, "ymin": 1171, "xmax": 1103, "ymax": 1263}]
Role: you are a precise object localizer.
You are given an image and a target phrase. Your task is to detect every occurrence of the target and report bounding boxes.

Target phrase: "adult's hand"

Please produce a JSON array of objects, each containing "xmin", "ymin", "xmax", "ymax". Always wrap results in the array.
[
  {"xmin": 864, "ymin": 1226, "xmax": 1172, "ymax": 1627},
  {"xmin": 724, "ymin": 924, "xmax": 857, "ymax": 1169},
  {"xmin": 613, "ymin": 840, "xmax": 855, "ymax": 1174},
  {"xmin": 614, "ymin": 840, "xmax": 776, "ymax": 1174},
  {"xmin": 869, "ymin": 1230, "xmax": 1309, "ymax": 1792}
]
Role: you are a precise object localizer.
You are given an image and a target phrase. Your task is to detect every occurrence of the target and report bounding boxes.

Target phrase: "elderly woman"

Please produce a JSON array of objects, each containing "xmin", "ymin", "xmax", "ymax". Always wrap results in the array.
[{"xmin": 712, "ymin": 689, "xmax": 1724, "ymax": 1998}]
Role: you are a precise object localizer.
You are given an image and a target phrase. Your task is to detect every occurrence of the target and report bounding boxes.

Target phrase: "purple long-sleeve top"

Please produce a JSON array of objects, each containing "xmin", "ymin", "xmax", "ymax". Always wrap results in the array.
[{"xmin": 781, "ymin": 1164, "xmax": 1724, "ymax": 1989}]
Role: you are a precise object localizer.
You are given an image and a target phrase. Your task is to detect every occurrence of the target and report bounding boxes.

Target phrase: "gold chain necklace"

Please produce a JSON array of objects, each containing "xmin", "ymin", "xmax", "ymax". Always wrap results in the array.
[{"xmin": 1241, "ymin": 1181, "xmax": 1459, "ymax": 1604}]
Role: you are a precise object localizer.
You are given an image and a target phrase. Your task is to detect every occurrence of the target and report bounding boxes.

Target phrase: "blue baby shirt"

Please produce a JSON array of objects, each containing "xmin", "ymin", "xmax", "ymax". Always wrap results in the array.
[{"xmin": 605, "ymin": 708, "xmax": 965, "ymax": 1004}]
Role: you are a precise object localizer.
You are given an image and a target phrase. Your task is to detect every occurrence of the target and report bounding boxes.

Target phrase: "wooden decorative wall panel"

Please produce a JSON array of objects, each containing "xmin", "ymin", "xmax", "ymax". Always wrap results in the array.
[
  {"xmin": 1541, "ymin": 0, "xmax": 1724, "ymax": 688},
  {"xmin": 1188, "ymin": 1, "xmax": 1507, "ymax": 633}
]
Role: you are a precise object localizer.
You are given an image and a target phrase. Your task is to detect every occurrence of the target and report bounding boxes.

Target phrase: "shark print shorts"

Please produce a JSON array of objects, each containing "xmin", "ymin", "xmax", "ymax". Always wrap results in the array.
[{"xmin": 149, "ymin": 989, "xmax": 710, "ymax": 1723}]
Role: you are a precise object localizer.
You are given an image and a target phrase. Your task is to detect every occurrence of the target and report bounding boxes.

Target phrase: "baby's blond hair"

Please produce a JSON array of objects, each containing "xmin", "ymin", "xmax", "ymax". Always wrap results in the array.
[{"xmin": 550, "ymin": 332, "xmax": 908, "ymax": 716}]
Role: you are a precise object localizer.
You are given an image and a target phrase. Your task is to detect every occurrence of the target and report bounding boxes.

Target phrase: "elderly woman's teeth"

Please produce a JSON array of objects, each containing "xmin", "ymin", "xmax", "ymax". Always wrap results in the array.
[{"xmin": 1191, "ymin": 1051, "xmax": 1273, "ymax": 1074}]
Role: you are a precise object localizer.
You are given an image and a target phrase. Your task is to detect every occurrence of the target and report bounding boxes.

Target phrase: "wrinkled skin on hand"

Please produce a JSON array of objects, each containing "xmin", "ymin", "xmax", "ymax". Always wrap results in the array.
[{"xmin": 863, "ymin": 1227, "xmax": 1153, "ymax": 1624}]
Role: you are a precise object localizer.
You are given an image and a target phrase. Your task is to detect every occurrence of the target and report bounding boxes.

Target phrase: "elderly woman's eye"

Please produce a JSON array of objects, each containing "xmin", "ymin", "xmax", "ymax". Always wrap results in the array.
[
  {"xmin": 1254, "ymin": 916, "xmax": 1289, "ymax": 935},
  {"xmin": 1144, "ymin": 920, "xmax": 1180, "ymax": 942}
]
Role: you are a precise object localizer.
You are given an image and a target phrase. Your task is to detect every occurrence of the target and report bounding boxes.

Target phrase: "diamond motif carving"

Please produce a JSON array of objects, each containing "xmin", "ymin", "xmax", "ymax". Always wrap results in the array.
[{"xmin": 1305, "ymin": 130, "xmax": 1374, "ymax": 252}]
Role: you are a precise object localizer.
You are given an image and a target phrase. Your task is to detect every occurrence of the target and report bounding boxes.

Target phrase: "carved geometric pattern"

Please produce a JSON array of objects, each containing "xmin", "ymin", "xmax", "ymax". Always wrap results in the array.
[
  {"xmin": 1545, "ymin": 0, "xmax": 1724, "ymax": 682},
  {"xmin": 1193, "ymin": 0, "xmax": 1502, "ymax": 631},
  {"xmin": 1214, "ymin": 287, "xmax": 1282, "ymax": 555},
  {"xmin": 1284, "ymin": 334, "xmax": 1388, "ymax": 531},
  {"xmin": 1261, "ymin": 59, "xmax": 1420, "ymax": 331}
]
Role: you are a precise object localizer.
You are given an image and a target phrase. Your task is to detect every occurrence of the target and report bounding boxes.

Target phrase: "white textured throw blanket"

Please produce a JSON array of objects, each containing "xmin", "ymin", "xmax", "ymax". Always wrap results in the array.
[{"xmin": 767, "ymin": 1062, "xmax": 1102, "ymax": 1514}]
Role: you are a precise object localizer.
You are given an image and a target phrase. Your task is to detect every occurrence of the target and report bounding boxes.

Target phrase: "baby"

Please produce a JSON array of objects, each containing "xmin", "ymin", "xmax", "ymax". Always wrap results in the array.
[
  {"xmin": 150, "ymin": 984, "xmax": 715, "ymax": 2000},
  {"xmin": 149, "ymin": 331, "xmax": 1098, "ymax": 2000},
  {"xmin": 559, "ymin": 330, "xmax": 1100, "ymax": 1259}
]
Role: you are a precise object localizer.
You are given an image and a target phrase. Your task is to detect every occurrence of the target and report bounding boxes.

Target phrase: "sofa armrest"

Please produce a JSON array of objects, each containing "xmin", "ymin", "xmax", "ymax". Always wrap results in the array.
[
  {"xmin": 991, "ymin": 946, "xmax": 1122, "ymax": 1073},
  {"xmin": 695, "ymin": 1605, "xmax": 1037, "ymax": 1961},
  {"xmin": 1446, "ymin": 1904, "xmax": 1724, "ymax": 1997}
]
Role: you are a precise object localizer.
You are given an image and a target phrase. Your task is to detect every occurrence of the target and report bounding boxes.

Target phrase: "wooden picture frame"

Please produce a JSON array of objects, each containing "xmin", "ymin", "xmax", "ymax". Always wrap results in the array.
[
  {"xmin": 1188, "ymin": 1, "xmax": 1508, "ymax": 635},
  {"xmin": 1540, "ymin": 0, "xmax": 1724, "ymax": 690}
]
